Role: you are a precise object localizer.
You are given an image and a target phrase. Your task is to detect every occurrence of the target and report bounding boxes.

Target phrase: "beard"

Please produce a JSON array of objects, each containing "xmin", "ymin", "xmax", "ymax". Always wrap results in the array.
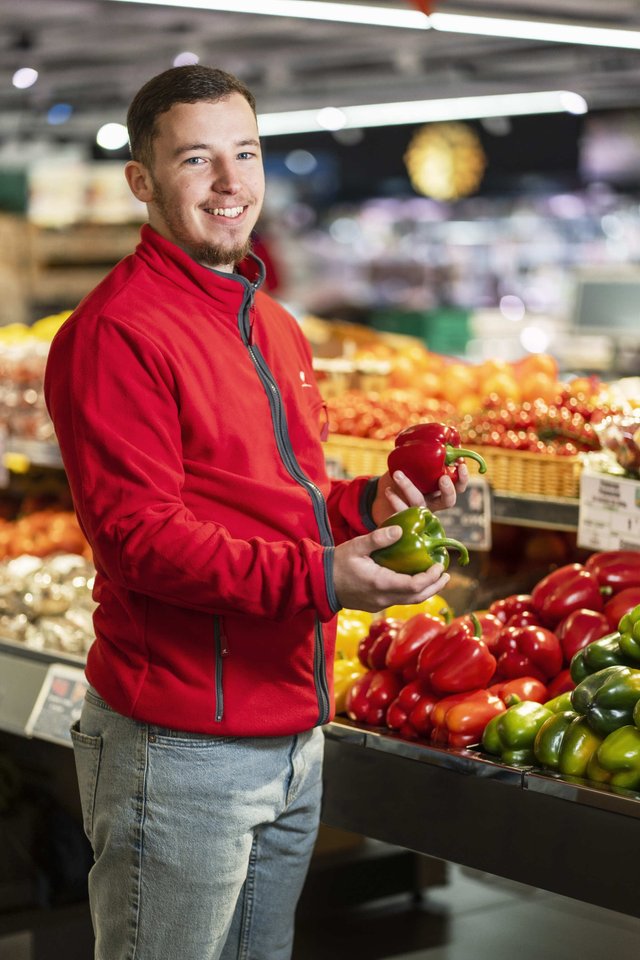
[{"xmin": 151, "ymin": 181, "xmax": 253, "ymax": 268}]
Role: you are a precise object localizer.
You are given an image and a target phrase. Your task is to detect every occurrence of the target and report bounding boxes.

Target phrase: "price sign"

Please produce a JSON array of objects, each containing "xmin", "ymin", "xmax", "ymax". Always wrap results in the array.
[
  {"xmin": 578, "ymin": 468, "xmax": 640, "ymax": 551},
  {"xmin": 25, "ymin": 663, "xmax": 88, "ymax": 746},
  {"xmin": 439, "ymin": 478, "xmax": 492, "ymax": 551}
]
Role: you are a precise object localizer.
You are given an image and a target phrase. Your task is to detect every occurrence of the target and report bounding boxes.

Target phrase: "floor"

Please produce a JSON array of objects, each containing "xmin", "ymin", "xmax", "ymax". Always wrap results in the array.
[
  {"xmin": 2, "ymin": 854, "xmax": 639, "ymax": 959},
  {"xmin": 293, "ymin": 858, "xmax": 640, "ymax": 960}
]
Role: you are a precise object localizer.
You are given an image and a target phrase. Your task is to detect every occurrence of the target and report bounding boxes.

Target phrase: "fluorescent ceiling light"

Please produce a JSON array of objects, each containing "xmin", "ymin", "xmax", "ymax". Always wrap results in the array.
[
  {"xmin": 108, "ymin": 0, "xmax": 429, "ymax": 29},
  {"xmin": 431, "ymin": 12, "xmax": 640, "ymax": 51},
  {"xmin": 108, "ymin": 1, "xmax": 640, "ymax": 50},
  {"xmin": 258, "ymin": 90, "xmax": 588, "ymax": 137}
]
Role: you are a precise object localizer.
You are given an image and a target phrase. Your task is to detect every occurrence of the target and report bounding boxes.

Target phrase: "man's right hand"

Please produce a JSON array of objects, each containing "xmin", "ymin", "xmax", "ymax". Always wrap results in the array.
[{"xmin": 332, "ymin": 524, "xmax": 450, "ymax": 613}]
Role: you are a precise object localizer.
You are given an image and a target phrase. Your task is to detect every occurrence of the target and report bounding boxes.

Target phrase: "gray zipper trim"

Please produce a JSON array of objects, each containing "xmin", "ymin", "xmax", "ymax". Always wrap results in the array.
[
  {"xmin": 236, "ymin": 279, "xmax": 332, "ymax": 725},
  {"xmin": 213, "ymin": 615, "xmax": 224, "ymax": 722}
]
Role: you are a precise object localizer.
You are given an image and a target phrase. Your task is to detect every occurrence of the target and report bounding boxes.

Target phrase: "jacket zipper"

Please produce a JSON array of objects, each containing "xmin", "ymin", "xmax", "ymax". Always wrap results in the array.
[
  {"xmin": 238, "ymin": 282, "xmax": 332, "ymax": 725},
  {"xmin": 213, "ymin": 615, "xmax": 228, "ymax": 722}
]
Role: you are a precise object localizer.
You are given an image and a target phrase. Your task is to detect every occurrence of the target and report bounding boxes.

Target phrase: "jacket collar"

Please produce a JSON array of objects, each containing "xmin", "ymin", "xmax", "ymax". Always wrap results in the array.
[{"xmin": 135, "ymin": 224, "xmax": 266, "ymax": 311}]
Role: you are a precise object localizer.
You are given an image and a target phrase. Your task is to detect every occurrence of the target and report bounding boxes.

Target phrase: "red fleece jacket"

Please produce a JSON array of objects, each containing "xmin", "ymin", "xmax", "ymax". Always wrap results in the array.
[{"xmin": 44, "ymin": 226, "xmax": 376, "ymax": 735}]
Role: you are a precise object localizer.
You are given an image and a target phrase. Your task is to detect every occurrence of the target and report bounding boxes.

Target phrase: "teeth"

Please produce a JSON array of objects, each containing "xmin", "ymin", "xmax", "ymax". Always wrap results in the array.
[{"xmin": 208, "ymin": 206, "xmax": 244, "ymax": 218}]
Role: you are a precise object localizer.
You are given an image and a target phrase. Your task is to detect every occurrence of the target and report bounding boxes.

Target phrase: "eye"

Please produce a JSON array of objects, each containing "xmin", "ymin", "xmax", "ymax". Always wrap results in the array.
[
  {"xmin": 184, "ymin": 156, "xmax": 206, "ymax": 165},
  {"xmin": 238, "ymin": 151, "xmax": 257, "ymax": 160}
]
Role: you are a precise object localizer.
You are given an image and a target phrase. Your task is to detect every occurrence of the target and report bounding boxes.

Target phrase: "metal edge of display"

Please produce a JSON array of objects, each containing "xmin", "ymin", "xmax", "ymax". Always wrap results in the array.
[
  {"xmin": 524, "ymin": 770, "xmax": 640, "ymax": 819},
  {"xmin": 0, "ymin": 634, "xmax": 86, "ymax": 668},
  {"xmin": 324, "ymin": 719, "xmax": 525, "ymax": 784}
]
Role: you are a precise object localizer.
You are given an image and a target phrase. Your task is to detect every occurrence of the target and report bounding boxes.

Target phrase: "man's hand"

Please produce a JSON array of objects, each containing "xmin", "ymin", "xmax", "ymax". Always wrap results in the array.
[
  {"xmin": 371, "ymin": 464, "xmax": 469, "ymax": 527},
  {"xmin": 332, "ymin": 523, "xmax": 450, "ymax": 613}
]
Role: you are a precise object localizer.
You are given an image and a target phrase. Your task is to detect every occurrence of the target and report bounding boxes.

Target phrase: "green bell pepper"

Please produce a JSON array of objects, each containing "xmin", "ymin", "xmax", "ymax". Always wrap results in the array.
[
  {"xmin": 595, "ymin": 724, "xmax": 640, "ymax": 792},
  {"xmin": 544, "ymin": 691, "xmax": 574, "ymax": 714},
  {"xmin": 482, "ymin": 700, "xmax": 553, "ymax": 765},
  {"xmin": 372, "ymin": 506, "xmax": 469, "ymax": 575},
  {"xmin": 569, "ymin": 632, "xmax": 635, "ymax": 683},
  {"xmin": 570, "ymin": 665, "xmax": 640, "ymax": 736},
  {"xmin": 619, "ymin": 604, "xmax": 640, "ymax": 663},
  {"xmin": 534, "ymin": 711, "xmax": 604, "ymax": 777}
]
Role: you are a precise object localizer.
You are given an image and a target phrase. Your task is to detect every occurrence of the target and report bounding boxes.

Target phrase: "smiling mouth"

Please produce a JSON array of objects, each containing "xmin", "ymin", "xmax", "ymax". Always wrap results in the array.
[{"xmin": 204, "ymin": 205, "xmax": 246, "ymax": 219}]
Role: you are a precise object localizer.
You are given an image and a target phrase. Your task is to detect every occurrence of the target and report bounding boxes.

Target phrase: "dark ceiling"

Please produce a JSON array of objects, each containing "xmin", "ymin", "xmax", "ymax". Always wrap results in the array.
[{"xmin": 3, "ymin": 0, "xmax": 640, "ymax": 153}]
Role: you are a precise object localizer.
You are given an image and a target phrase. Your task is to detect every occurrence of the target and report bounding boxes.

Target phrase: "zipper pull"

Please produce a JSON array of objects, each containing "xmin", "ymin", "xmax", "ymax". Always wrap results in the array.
[{"xmin": 220, "ymin": 623, "xmax": 230, "ymax": 657}]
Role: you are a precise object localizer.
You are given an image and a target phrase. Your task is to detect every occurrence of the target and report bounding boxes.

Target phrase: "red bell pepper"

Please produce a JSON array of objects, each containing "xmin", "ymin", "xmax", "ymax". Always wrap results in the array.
[
  {"xmin": 493, "ymin": 624, "xmax": 563, "ymax": 683},
  {"xmin": 385, "ymin": 612, "xmax": 445, "ymax": 681},
  {"xmin": 531, "ymin": 563, "xmax": 604, "ymax": 628},
  {"xmin": 345, "ymin": 668, "xmax": 403, "ymax": 726},
  {"xmin": 585, "ymin": 550, "xmax": 640, "ymax": 594},
  {"xmin": 388, "ymin": 421, "xmax": 487, "ymax": 495},
  {"xmin": 386, "ymin": 680, "xmax": 439, "ymax": 740},
  {"xmin": 430, "ymin": 688, "xmax": 506, "ymax": 748},
  {"xmin": 556, "ymin": 607, "xmax": 611, "ymax": 664},
  {"xmin": 545, "ymin": 668, "xmax": 575, "ymax": 699},
  {"xmin": 603, "ymin": 587, "xmax": 640, "ymax": 631},
  {"xmin": 357, "ymin": 618, "xmax": 402, "ymax": 670},
  {"xmin": 472, "ymin": 612, "xmax": 504, "ymax": 651},
  {"xmin": 489, "ymin": 594, "xmax": 536, "ymax": 624},
  {"xmin": 416, "ymin": 613, "xmax": 497, "ymax": 694},
  {"xmin": 489, "ymin": 676, "xmax": 548, "ymax": 705}
]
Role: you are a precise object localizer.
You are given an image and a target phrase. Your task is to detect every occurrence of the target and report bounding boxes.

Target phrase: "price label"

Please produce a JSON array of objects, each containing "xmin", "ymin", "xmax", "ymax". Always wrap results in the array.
[
  {"xmin": 25, "ymin": 663, "xmax": 88, "ymax": 746},
  {"xmin": 439, "ymin": 478, "xmax": 492, "ymax": 551},
  {"xmin": 578, "ymin": 468, "xmax": 640, "ymax": 551}
]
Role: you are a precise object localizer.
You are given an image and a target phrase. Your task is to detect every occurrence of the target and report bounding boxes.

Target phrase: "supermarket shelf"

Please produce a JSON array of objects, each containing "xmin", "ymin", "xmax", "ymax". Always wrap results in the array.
[
  {"xmin": 322, "ymin": 719, "xmax": 640, "ymax": 918},
  {"xmin": 492, "ymin": 491, "xmax": 579, "ymax": 530}
]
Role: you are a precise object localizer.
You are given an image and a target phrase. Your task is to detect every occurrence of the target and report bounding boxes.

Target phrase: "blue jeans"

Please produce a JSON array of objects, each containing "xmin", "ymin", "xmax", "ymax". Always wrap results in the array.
[{"xmin": 71, "ymin": 687, "xmax": 324, "ymax": 960}]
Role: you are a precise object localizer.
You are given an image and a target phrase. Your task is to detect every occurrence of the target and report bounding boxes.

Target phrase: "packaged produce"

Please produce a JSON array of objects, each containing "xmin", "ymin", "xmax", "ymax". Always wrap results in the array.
[{"xmin": 371, "ymin": 505, "xmax": 469, "ymax": 574}]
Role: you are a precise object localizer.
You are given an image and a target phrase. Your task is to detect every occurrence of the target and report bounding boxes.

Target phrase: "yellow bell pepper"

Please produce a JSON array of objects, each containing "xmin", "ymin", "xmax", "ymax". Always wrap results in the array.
[
  {"xmin": 333, "ymin": 657, "xmax": 367, "ymax": 714},
  {"xmin": 335, "ymin": 609, "xmax": 374, "ymax": 660},
  {"xmin": 383, "ymin": 594, "xmax": 453, "ymax": 624}
]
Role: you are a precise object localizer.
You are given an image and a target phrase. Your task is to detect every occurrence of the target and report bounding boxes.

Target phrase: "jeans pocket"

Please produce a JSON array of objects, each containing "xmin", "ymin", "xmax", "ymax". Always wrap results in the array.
[{"xmin": 70, "ymin": 719, "xmax": 103, "ymax": 844}]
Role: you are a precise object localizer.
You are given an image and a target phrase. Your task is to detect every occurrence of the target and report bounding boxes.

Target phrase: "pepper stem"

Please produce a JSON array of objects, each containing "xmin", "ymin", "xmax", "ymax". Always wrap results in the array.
[
  {"xmin": 439, "ymin": 538, "xmax": 470, "ymax": 567},
  {"xmin": 445, "ymin": 445, "xmax": 488, "ymax": 474}
]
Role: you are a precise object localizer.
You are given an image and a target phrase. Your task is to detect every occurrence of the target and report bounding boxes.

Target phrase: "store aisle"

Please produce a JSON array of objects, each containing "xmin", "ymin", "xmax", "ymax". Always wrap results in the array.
[{"xmin": 293, "ymin": 863, "xmax": 640, "ymax": 960}]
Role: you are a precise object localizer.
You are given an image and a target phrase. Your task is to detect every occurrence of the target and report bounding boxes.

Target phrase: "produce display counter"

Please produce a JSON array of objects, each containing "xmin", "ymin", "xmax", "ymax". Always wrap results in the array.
[{"xmin": 321, "ymin": 717, "xmax": 640, "ymax": 919}]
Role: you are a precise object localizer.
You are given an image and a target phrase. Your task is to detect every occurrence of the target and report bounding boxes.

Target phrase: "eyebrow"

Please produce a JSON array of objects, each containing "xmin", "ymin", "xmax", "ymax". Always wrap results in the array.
[{"xmin": 173, "ymin": 138, "xmax": 261, "ymax": 158}]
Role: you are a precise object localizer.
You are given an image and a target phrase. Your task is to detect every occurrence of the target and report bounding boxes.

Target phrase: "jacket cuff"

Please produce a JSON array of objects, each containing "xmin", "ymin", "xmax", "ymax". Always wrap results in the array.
[
  {"xmin": 360, "ymin": 477, "xmax": 379, "ymax": 531},
  {"xmin": 323, "ymin": 546, "xmax": 341, "ymax": 616}
]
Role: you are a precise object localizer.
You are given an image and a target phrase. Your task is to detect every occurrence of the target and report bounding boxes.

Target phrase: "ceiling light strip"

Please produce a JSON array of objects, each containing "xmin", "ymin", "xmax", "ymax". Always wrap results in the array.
[
  {"xmin": 258, "ymin": 90, "xmax": 588, "ymax": 137},
  {"xmin": 109, "ymin": 1, "xmax": 640, "ymax": 50},
  {"xmin": 431, "ymin": 12, "xmax": 640, "ymax": 51},
  {"xmin": 108, "ymin": 0, "xmax": 429, "ymax": 29}
]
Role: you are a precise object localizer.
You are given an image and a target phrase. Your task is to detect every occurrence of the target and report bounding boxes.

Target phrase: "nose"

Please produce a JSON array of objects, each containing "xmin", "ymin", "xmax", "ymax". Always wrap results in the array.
[{"xmin": 212, "ymin": 157, "xmax": 241, "ymax": 193}]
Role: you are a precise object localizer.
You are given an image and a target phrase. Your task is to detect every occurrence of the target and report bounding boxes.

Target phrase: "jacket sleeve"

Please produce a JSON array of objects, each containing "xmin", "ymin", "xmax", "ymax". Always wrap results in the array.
[
  {"xmin": 44, "ymin": 314, "xmax": 337, "ymax": 623},
  {"xmin": 325, "ymin": 476, "xmax": 379, "ymax": 544}
]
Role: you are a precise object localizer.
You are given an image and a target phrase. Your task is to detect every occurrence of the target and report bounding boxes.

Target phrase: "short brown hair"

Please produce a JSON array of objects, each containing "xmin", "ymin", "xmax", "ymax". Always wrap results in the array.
[{"xmin": 127, "ymin": 65, "xmax": 257, "ymax": 167}]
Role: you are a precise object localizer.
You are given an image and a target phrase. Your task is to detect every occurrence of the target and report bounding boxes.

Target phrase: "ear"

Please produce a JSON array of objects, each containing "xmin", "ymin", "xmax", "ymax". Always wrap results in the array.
[{"xmin": 125, "ymin": 160, "xmax": 154, "ymax": 203}]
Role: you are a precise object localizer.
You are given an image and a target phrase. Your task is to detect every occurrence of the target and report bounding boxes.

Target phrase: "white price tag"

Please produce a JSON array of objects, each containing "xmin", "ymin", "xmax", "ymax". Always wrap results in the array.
[
  {"xmin": 25, "ymin": 663, "xmax": 88, "ymax": 746},
  {"xmin": 578, "ymin": 468, "xmax": 640, "ymax": 551}
]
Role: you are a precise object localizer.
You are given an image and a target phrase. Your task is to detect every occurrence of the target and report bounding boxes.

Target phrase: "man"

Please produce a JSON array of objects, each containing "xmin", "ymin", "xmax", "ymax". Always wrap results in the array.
[{"xmin": 44, "ymin": 65, "xmax": 466, "ymax": 960}]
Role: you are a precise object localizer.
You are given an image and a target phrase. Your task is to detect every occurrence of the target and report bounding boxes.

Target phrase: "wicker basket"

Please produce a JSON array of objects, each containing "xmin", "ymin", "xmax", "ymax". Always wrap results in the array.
[{"xmin": 324, "ymin": 433, "xmax": 582, "ymax": 499}]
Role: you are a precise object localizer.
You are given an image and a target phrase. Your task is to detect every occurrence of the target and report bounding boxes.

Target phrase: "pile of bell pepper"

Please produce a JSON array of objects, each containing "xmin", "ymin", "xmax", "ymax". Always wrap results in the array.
[
  {"xmin": 530, "ymin": 602, "xmax": 640, "ymax": 792},
  {"xmin": 338, "ymin": 550, "xmax": 640, "ymax": 788}
]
